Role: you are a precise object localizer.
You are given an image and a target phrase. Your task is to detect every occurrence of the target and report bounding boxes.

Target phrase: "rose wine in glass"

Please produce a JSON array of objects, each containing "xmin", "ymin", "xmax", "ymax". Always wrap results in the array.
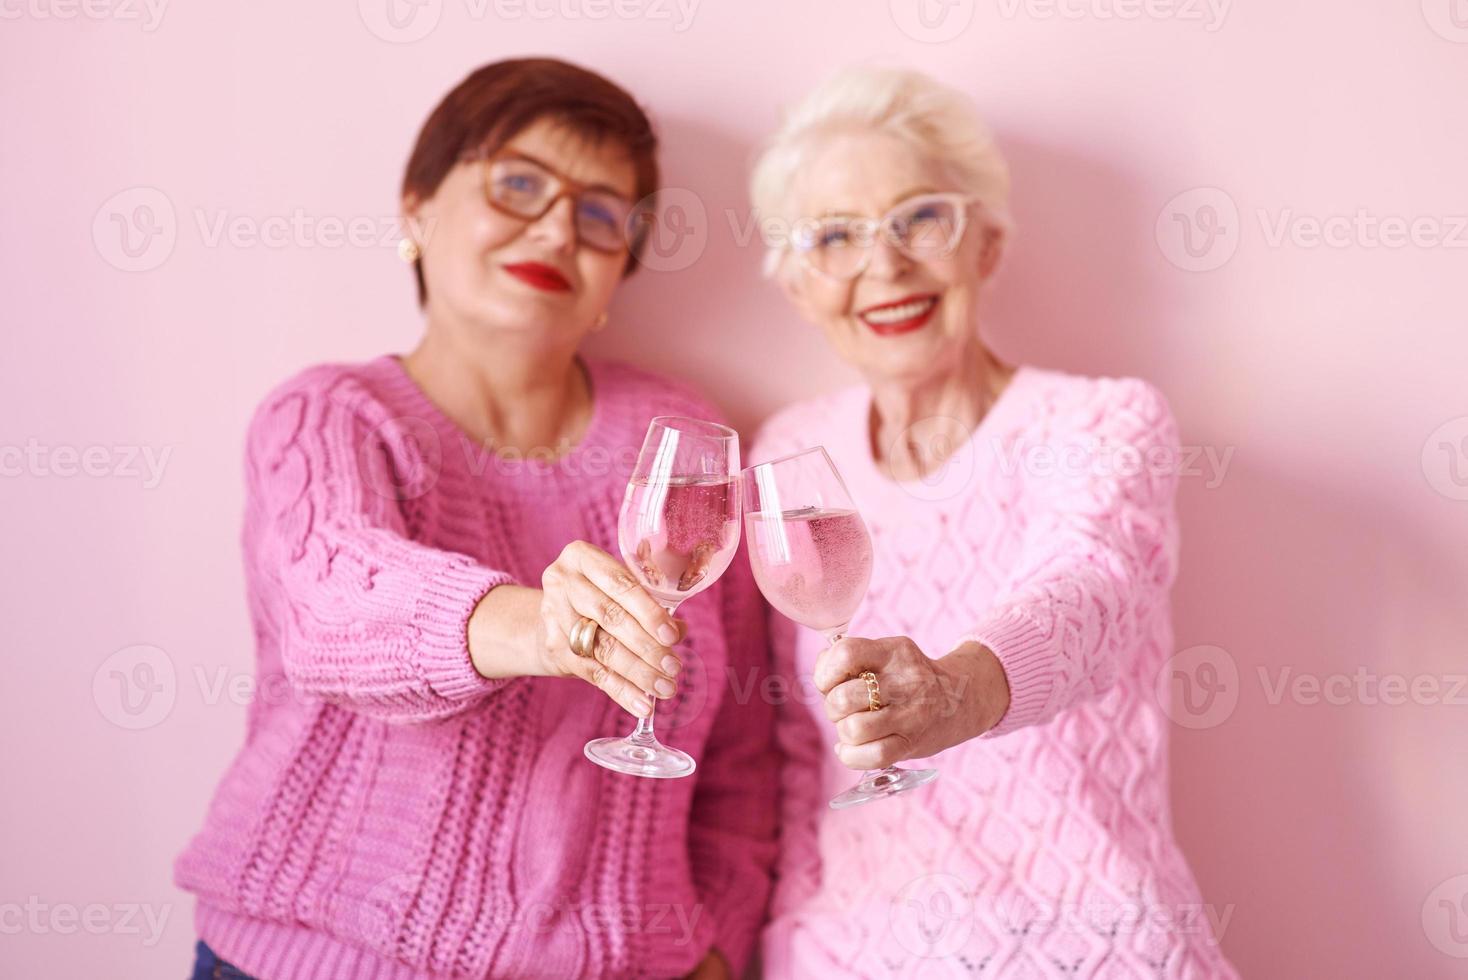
[
  {"xmin": 742, "ymin": 446, "xmax": 938, "ymax": 809},
  {"xmin": 584, "ymin": 416, "xmax": 741, "ymax": 778}
]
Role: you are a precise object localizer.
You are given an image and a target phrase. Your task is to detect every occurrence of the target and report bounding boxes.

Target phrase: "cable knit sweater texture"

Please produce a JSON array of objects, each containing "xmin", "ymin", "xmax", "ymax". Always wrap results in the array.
[
  {"xmin": 753, "ymin": 366, "xmax": 1239, "ymax": 979},
  {"xmin": 173, "ymin": 355, "xmax": 778, "ymax": 980}
]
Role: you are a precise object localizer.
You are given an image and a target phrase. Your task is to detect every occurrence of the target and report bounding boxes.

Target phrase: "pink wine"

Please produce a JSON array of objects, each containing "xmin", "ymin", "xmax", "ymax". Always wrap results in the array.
[
  {"xmin": 745, "ymin": 507, "xmax": 874, "ymax": 632},
  {"xmin": 618, "ymin": 476, "xmax": 740, "ymax": 608}
]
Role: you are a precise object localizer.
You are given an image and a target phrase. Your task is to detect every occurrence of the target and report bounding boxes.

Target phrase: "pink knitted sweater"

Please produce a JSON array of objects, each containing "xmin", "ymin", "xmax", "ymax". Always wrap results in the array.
[
  {"xmin": 173, "ymin": 355, "xmax": 778, "ymax": 979},
  {"xmin": 752, "ymin": 366, "xmax": 1239, "ymax": 978}
]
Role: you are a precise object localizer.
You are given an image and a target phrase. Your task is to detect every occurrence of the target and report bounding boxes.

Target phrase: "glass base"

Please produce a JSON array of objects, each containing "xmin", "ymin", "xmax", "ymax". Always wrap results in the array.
[
  {"xmin": 829, "ymin": 765, "xmax": 938, "ymax": 809},
  {"xmin": 584, "ymin": 734, "xmax": 697, "ymax": 779}
]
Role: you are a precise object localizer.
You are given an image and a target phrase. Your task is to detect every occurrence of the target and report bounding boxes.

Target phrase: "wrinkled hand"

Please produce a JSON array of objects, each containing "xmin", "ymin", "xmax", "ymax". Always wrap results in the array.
[
  {"xmin": 813, "ymin": 637, "xmax": 1011, "ymax": 770},
  {"xmin": 538, "ymin": 540, "xmax": 685, "ymax": 717}
]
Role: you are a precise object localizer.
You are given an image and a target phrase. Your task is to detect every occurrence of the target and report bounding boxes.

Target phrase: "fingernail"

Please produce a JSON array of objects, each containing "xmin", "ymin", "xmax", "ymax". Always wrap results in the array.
[
  {"xmin": 661, "ymin": 655, "xmax": 682, "ymax": 676},
  {"xmin": 654, "ymin": 678, "xmax": 676, "ymax": 698},
  {"xmin": 657, "ymin": 624, "xmax": 679, "ymax": 645},
  {"xmin": 633, "ymin": 697, "xmax": 653, "ymax": 717}
]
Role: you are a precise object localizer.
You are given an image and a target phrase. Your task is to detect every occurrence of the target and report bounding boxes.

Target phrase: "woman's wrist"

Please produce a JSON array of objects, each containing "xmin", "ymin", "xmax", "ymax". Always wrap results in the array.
[
  {"xmin": 467, "ymin": 584, "xmax": 550, "ymax": 680},
  {"xmin": 936, "ymin": 640, "xmax": 1011, "ymax": 742}
]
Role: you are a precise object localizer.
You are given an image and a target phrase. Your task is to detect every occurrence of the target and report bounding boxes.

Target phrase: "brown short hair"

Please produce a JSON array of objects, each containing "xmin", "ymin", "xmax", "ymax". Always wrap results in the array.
[{"xmin": 400, "ymin": 57, "xmax": 660, "ymax": 305}]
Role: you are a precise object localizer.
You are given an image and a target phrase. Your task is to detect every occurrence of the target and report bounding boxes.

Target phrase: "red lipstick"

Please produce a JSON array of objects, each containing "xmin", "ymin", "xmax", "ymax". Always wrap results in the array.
[
  {"xmin": 856, "ymin": 293, "xmax": 940, "ymax": 336},
  {"xmin": 502, "ymin": 261, "xmax": 572, "ymax": 292}
]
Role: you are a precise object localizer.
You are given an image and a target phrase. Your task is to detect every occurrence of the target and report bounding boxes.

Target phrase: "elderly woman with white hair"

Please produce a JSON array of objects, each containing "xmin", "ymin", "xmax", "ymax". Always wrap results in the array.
[{"xmin": 748, "ymin": 67, "xmax": 1240, "ymax": 977}]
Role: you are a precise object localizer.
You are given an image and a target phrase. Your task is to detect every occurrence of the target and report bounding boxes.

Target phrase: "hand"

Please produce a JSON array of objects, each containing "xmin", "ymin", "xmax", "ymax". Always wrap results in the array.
[
  {"xmin": 538, "ymin": 540, "xmax": 686, "ymax": 717},
  {"xmin": 813, "ymin": 637, "xmax": 1011, "ymax": 770},
  {"xmin": 684, "ymin": 949, "xmax": 731, "ymax": 980}
]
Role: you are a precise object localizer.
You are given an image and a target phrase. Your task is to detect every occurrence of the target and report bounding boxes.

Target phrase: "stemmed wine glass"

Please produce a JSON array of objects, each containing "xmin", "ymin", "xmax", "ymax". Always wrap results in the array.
[
  {"xmin": 584, "ymin": 416, "xmax": 742, "ymax": 778},
  {"xmin": 741, "ymin": 446, "xmax": 938, "ymax": 809}
]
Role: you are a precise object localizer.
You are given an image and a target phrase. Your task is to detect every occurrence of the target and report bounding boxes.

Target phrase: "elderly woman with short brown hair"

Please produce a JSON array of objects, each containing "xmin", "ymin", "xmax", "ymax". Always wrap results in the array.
[{"xmin": 174, "ymin": 58, "xmax": 775, "ymax": 980}]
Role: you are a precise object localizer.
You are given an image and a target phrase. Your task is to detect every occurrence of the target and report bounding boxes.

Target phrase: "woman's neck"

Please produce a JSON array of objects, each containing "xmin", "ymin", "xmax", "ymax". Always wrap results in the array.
[
  {"xmin": 867, "ymin": 342, "xmax": 1013, "ymax": 481},
  {"xmin": 401, "ymin": 319, "xmax": 592, "ymax": 457}
]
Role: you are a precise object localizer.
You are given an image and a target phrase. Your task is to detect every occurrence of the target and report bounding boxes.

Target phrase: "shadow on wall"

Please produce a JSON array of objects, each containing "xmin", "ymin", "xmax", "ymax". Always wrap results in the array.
[
  {"xmin": 1170, "ymin": 449, "xmax": 1465, "ymax": 979},
  {"xmin": 983, "ymin": 131, "xmax": 1181, "ymax": 381}
]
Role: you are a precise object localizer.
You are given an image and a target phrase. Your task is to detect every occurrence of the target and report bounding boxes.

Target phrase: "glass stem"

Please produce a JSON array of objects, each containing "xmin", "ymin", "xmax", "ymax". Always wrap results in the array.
[{"xmin": 632, "ymin": 704, "xmax": 656, "ymax": 741}]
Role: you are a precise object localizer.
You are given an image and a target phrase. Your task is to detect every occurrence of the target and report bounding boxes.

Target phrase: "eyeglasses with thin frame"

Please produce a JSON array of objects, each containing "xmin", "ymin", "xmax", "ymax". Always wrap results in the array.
[
  {"xmin": 788, "ymin": 191, "xmax": 980, "ymax": 281},
  {"xmin": 471, "ymin": 147, "xmax": 646, "ymax": 255}
]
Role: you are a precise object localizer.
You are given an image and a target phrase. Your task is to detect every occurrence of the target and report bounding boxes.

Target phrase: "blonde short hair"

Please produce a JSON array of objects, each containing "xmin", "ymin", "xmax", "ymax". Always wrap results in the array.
[{"xmin": 750, "ymin": 66, "xmax": 1012, "ymax": 277}]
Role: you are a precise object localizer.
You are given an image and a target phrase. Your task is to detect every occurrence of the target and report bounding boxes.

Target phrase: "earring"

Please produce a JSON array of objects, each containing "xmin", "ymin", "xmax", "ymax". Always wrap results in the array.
[{"xmin": 398, "ymin": 238, "xmax": 421, "ymax": 263}]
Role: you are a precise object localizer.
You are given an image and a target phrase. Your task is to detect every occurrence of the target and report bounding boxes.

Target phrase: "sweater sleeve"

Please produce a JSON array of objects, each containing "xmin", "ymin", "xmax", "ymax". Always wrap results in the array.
[
  {"xmin": 243, "ymin": 369, "xmax": 518, "ymax": 724},
  {"xmin": 960, "ymin": 378, "xmax": 1182, "ymax": 737},
  {"xmin": 685, "ymin": 522, "xmax": 780, "ymax": 978}
]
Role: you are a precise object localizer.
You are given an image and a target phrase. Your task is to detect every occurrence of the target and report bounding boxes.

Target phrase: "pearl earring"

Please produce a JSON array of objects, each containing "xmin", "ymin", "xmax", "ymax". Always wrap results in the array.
[{"xmin": 397, "ymin": 238, "xmax": 421, "ymax": 263}]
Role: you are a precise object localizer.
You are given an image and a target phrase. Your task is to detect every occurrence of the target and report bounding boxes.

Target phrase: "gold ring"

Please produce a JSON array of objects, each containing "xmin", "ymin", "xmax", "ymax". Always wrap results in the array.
[
  {"xmin": 569, "ymin": 616, "xmax": 600, "ymax": 659},
  {"xmin": 860, "ymin": 670, "xmax": 882, "ymax": 711}
]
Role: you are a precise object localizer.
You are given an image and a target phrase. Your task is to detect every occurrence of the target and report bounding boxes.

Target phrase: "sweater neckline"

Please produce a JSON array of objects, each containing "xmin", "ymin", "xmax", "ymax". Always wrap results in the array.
[
  {"xmin": 842, "ymin": 363, "xmax": 1035, "ymax": 502},
  {"xmin": 371, "ymin": 352, "xmax": 627, "ymax": 495}
]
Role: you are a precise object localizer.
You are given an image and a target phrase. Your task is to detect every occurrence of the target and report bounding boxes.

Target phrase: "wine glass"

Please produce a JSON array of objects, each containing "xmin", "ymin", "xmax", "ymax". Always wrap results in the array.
[
  {"xmin": 584, "ymin": 416, "xmax": 742, "ymax": 778},
  {"xmin": 742, "ymin": 446, "xmax": 938, "ymax": 809}
]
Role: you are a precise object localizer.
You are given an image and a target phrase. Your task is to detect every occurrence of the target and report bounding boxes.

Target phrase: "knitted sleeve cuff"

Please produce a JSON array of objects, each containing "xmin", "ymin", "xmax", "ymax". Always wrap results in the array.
[
  {"xmin": 960, "ymin": 605, "xmax": 1058, "ymax": 738},
  {"xmin": 412, "ymin": 560, "xmax": 520, "ymax": 708}
]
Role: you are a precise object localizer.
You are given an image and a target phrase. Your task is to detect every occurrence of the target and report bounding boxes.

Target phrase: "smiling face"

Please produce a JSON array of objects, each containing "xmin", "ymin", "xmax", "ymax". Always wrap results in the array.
[
  {"xmin": 775, "ymin": 128, "xmax": 1003, "ymax": 384},
  {"xmin": 405, "ymin": 116, "xmax": 638, "ymax": 350}
]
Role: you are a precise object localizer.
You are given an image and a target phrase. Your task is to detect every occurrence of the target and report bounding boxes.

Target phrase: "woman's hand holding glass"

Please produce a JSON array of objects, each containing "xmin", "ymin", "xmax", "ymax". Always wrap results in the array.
[
  {"xmin": 537, "ymin": 539, "xmax": 687, "ymax": 719},
  {"xmin": 469, "ymin": 540, "xmax": 687, "ymax": 719},
  {"xmin": 584, "ymin": 416, "xmax": 742, "ymax": 778},
  {"xmin": 814, "ymin": 636, "xmax": 1011, "ymax": 771}
]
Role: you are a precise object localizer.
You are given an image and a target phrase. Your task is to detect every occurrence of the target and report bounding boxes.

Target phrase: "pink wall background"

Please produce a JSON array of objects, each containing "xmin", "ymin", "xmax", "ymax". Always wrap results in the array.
[{"xmin": 3, "ymin": 2, "xmax": 1466, "ymax": 976}]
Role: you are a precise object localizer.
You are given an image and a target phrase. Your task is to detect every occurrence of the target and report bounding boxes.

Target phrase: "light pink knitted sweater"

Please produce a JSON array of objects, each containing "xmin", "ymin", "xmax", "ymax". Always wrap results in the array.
[
  {"xmin": 173, "ymin": 355, "xmax": 778, "ymax": 979},
  {"xmin": 753, "ymin": 366, "xmax": 1239, "ymax": 978}
]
